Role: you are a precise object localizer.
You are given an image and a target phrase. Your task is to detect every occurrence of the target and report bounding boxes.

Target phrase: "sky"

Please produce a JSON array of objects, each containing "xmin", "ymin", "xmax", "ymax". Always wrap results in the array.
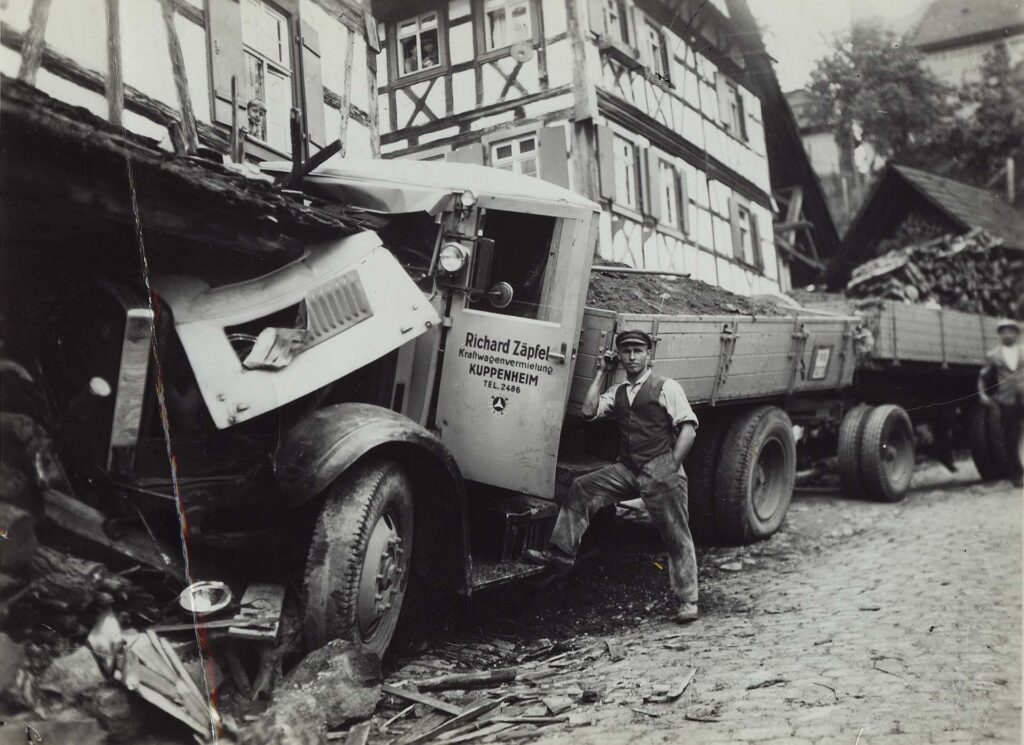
[{"xmin": 748, "ymin": 0, "xmax": 930, "ymax": 92}]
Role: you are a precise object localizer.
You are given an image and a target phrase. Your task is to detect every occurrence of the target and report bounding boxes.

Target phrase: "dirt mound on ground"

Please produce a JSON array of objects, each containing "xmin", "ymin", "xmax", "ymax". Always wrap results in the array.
[{"xmin": 586, "ymin": 265, "xmax": 789, "ymax": 316}]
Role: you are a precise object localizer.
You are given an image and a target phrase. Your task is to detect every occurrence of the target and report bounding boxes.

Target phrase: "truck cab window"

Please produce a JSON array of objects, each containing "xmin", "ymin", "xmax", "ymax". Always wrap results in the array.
[{"xmin": 467, "ymin": 209, "xmax": 560, "ymax": 322}]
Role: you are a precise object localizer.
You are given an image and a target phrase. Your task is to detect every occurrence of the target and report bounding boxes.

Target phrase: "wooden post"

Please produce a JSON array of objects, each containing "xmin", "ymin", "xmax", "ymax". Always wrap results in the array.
[
  {"xmin": 337, "ymin": 25, "xmax": 354, "ymax": 157},
  {"xmin": 1008, "ymin": 156, "xmax": 1016, "ymax": 203},
  {"xmin": 105, "ymin": 0, "xmax": 124, "ymax": 126},
  {"xmin": 17, "ymin": 0, "xmax": 52, "ymax": 85},
  {"xmin": 161, "ymin": 0, "xmax": 198, "ymax": 153},
  {"xmin": 366, "ymin": 42, "xmax": 380, "ymax": 157}
]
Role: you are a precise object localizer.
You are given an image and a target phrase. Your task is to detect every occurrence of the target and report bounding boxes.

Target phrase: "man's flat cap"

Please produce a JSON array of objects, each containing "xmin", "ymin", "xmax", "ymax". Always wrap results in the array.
[
  {"xmin": 615, "ymin": 330, "xmax": 654, "ymax": 348},
  {"xmin": 996, "ymin": 318, "xmax": 1020, "ymax": 333}
]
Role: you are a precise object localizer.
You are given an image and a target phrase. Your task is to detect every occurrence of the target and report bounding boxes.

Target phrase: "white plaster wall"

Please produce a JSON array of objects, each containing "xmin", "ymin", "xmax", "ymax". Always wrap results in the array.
[
  {"xmin": 120, "ymin": 0, "xmax": 177, "ymax": 107},
  {"xmin": 46, "ymin": 0, "xmax": 107, "ymax": 74},
  {"xmin": 175, "ymin": 14, "xmax": 210, "ymax": 124}
]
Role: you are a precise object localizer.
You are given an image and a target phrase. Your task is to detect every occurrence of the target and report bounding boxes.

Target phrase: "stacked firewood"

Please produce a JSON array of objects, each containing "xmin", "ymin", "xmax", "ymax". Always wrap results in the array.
[{"xmin": 846, "ymin": 229, "xmax": 1023, "ymax": 318}]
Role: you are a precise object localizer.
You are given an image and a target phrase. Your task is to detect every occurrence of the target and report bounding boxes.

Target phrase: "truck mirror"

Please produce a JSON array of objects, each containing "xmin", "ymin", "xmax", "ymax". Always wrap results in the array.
[
  {"xmin": 470, "ymin": 237, "xmax": 495, "ymax": 295},
  {"xmin": 487, "ymin": 282, "xmax": 514, "ymax": 309}
]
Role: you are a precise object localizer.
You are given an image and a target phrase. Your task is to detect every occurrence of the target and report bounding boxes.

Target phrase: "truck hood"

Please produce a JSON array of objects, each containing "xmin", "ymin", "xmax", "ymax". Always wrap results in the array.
[
  {"xmin": 151, "ymin": 231, "xmax": 440, "ymax": 429},
  {"xmin": 261, "ymin": 158, "xmax": 599, "ymax": 214}
]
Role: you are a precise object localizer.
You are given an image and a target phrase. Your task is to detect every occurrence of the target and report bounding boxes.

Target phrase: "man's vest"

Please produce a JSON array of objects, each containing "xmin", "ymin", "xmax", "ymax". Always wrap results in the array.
[
  {"xmin": 614, "ymin": 374, "xmax": 675, "ymax": 472},
  {"xmin": 983, "ymin": 345, "xmax": 1024, "ymax": 406}
]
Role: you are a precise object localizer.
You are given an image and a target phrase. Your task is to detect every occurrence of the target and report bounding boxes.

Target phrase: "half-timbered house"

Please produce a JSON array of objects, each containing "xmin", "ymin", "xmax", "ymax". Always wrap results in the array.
[
  {"xmin": 372, "ymin": 0, "xmax": 820, "ymax": 294},
  {"xmin": 0, "ymin": 0, "xmax": 380, "ymax": 163}
]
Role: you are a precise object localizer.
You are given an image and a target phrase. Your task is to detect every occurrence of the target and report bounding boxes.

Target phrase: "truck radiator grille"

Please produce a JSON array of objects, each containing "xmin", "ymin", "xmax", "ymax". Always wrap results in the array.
[{"xmin": 304, "ymin": 270, "xmax": 373, "ymax": 346}]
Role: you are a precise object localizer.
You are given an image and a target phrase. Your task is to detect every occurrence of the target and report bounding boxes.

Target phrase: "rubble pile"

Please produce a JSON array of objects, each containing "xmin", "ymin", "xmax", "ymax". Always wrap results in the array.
[
  {"xmin": 587, "ymin": 266, "xmax": 790, "ymax": 316},
  {"xmin": 845, "ymin": 228, "xmax": 1023, "ymax": 318}
]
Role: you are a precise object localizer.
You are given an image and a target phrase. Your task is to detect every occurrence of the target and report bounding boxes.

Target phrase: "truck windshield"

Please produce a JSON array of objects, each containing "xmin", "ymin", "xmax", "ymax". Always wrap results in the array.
[{"xmin": 467, "ymin": 209, "xmax": 561, "ymax": 322}]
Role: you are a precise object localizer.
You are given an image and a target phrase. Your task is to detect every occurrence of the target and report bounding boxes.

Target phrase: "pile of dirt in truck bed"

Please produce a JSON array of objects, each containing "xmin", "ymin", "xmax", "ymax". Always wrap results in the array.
[{"xmin": 586, "ymin": 265, "xmax": 790, "ymax": 316}]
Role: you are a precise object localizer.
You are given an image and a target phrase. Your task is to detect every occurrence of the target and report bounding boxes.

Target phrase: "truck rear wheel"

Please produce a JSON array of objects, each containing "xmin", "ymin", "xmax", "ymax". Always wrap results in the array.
[
  {"xmin": 684, "ymin": 414, "xmax": 727, "ymax": 543},
  {"xmin": 838, "ymin": 404, "xmax": 871, "ymax": 499},
  {"xmin": 714, "ymin": 406, "xmax": 796, "ymax": 544},
  {"xmin": 303, "ymin": 458, "xmax": 413, "ymax": 657},
  {"xmin": 966, "ymin": 403, "xmax": 1004, "ymax": 480},
  {"xmin": 858, "ymin": 404, "xmax": 915, "ymax": 502}
]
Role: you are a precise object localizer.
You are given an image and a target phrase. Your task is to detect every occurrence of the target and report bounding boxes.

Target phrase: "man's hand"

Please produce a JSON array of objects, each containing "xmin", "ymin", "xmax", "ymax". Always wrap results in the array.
[{"xmin": 599, "ymin": 350, "xmax": 619, "ymax": 373}]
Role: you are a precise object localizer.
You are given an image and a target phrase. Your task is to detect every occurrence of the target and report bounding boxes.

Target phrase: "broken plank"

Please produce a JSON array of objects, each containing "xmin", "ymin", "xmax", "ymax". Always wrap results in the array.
[
  {"xmin": 667, "ymin": 668, "xmax": 697, "ymax": 701},
  {"xmin": 383, "ymin": 684, "xmax": 462, "ymax": 715},
  {"xmin": 443, "ymin": 722, "xmax": 518, "ymax": 744},
  {"xmin": 416, "ymin": 668, "xmax": 517, "ymax": 692},
  {"xmin": 397, "ymin": 696, "xmax": 506, "ymax": 745}
]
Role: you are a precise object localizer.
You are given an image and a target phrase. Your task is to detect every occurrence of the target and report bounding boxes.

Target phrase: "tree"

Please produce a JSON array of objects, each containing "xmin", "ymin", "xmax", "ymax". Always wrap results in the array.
[{"xmin": 808, "ymin": 22, "xmax": 953, "ymax": 175}]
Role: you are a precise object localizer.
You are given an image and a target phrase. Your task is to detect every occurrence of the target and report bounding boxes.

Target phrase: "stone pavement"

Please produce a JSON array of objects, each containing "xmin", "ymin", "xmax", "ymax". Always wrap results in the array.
[{"xmin": 525, "ymin": 462, "xmax": 1022, "ymax": 745}]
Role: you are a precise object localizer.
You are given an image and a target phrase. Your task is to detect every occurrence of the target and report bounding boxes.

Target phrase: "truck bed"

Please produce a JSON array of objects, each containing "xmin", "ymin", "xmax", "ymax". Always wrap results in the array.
[
  {"xmin": 570, "ymin": 308, "xmax": 858, "ymax": 413},
  {"xmin": 805, "ymin": 299, "xmax": 1002, "ymax": 369}
]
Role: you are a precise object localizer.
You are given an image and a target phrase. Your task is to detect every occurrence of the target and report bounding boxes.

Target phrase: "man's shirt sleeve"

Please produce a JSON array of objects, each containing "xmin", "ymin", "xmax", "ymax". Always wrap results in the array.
[
  {"xmin": 660, "ymin": 379, "xmax": 699, "ymax": 429},
  {"xmin": 587, "ymin": 385, "xmax": 619, "ymax": 420}
]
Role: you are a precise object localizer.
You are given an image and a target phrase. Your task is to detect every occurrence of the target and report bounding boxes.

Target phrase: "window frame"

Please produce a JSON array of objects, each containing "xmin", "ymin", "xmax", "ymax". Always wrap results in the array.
[
  {"xmin": 603, "ymin": 0, "xmax": 632, "ymax": 48},
  {"xmin": 718, "ymin": 75, "xmax": 749, "ymax": 142},
  {"xmin": 657, "ymin": 158, "xmax": 681, "ymax": 229},
  {"xmin": 642, "ymin": 17, "xmax": 670, "ymax": 82},
  {"xmin": 240, "ymin": 0, "xmax": 296, "ymax": 154},
  {"xmin": 388, "ymin": 5, "xmax": 450, "ymax": 86},
  {"xmin": 474, "ymin": 0, "xmax": 541, "ymax": 61},
  {"xmin": 489, "ymin": 133, "xmax": 540, "ymax": 177},
  {"xmin": 396, "ymin": 11, "xmax": 443, "ymax": 79},
  {"xmin": 613, "ymin": 135, "xmax": 639, "ymax": 211},
  {"xmin": 730, "ymin": 196, "xmax": 764, "ymax": 270}
]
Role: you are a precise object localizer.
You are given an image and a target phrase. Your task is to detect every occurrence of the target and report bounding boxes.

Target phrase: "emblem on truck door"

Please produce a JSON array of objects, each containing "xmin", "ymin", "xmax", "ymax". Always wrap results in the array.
[{"xmin": 491, "ymin": 396, "xmax": 508, "ymax": 415}]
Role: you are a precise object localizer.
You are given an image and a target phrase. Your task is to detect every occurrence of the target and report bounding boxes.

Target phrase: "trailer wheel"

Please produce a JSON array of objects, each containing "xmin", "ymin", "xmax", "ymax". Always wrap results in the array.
[
  {"xmin": 303, "ymin": 458, "xmax": 413, "ymax": 657},
  {"xmin": 684, "ymin": 414, "xmax": 727, "ymax": 543},
  {"xmin": 858, "ymin": 404, "xmax": 915, "ymax": 502},
  {"xmin": 966, "ymin": 403, "xmax": 1005, "ymax": 481},
  {"xmin": 714, "ymin": 406, "xmax": 796, "ymax": 544},
  {"xmin": 837, "ymin": 405, "xmax": 872, "ymax": 499}
]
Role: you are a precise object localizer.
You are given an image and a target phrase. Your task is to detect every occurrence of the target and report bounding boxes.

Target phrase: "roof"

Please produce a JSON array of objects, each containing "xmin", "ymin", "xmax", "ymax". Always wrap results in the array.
[
  {"xmin": 262, "ymin": 159, "xmax": 599, "ymax": 215},
  {"xmin": 908, "ymin": 0, "xmax": 1024, "ymax": 48},
  {"xmin": 825, "ymin": 163, "xmax": 1024, "ymax": 286},
  {"xmin": 893, "ymin": 165, "xmax": 1024, "ymax": 246}
]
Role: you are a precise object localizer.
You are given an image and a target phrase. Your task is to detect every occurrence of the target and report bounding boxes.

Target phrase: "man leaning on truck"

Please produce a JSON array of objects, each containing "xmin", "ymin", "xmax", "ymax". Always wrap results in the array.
[
  {"xmin": 979, "ymin": 319, "xmax": 1024, "ymax": 488},
  {"xmin": 524, "ymin": 330, "xmax": 701, "ymax": 623}
]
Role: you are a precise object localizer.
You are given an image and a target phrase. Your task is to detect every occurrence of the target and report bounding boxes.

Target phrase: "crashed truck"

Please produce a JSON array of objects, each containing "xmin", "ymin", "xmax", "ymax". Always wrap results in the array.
[{"xmin": 6, "ymin": 159, "xmax": 914, "ymax": 657}]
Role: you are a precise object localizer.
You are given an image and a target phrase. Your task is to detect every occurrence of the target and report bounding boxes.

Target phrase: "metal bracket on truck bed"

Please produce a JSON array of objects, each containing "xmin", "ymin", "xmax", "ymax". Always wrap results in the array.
[
  {"xmin": 787, "ymin": 320, "xmax": 810, "ymax": 394},
  {"xmin": 710, "ymin": 321, "xmax": 738, "ymax": 405}
]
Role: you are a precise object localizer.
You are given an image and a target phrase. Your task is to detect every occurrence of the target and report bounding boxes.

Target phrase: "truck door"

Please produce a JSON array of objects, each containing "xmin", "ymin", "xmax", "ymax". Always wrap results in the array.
[{"xmin": 435, "ymin": 198, "xmax": 594, "ymax": 497}]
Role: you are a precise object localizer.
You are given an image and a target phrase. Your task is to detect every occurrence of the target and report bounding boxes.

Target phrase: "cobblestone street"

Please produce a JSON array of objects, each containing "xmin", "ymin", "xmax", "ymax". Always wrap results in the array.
[{"xmin": 382, "ymin": 461, "xmax": 1022, "ymax": 745}]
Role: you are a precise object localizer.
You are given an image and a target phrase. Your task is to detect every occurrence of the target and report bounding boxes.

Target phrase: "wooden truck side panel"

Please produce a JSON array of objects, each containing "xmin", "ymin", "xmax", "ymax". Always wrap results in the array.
[{"xmin": 570, "ymin": 308, "xmax": 857, "ymax": 414}]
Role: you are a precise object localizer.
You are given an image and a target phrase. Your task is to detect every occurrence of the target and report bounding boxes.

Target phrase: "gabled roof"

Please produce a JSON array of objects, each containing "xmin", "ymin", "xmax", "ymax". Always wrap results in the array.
[
  {"xmin": 893, "ymin": 165, "xmax": 1024, "ymax": 246},
  {"xmin": 825, "ymin": 163, "xmax": 1024, "ymax": 286},
  {"xmin": 908, "ymin": 0, "xmax": 1024, "ymax": 49}
]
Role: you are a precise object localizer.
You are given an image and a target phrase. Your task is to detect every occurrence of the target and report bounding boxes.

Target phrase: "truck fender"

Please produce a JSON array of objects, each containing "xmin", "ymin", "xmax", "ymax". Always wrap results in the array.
[{"xmin": 273, "ymin": 402, "xmax": 471, "ymax": 593}]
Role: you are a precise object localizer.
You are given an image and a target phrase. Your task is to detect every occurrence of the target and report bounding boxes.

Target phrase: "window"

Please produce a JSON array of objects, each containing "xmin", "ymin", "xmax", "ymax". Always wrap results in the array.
[
  {"xmin": 241, "ymin": 0, "xmax": 293, "ymax": 152},
  {"xmin": 603, "ymin": 0, "xmax": 631, "ymax": 46},
  {"xmin": 483, "ymin": 0, "xmax": 533, "ymax": 51},
  {"xmin": 718, "ymin": 76, "xmax": 748, "ymax": 141},
  {"xmin": 644, "ymin": 20, "xmax": 669, "ymax": 79},
  {"xmin": 490, "ymin": 135, "xmax": 538, "ymax": 177},
  {"xmin": 397, "ymin": 12, "xmax": 441, "ymax": 77},
  {"xmin": 731, "ymin": 198, "xmax": 763, "ymax": 269},
  {"xmin": 658, "ymin": 160, "xmax": 679, "ymax": 227},
  {"xmin": 613, "ymin": 135, "xmax": 638, "ymax": 209}
]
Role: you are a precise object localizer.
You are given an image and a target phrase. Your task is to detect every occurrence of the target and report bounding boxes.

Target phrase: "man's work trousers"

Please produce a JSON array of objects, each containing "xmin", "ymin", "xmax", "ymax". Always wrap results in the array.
[
  {"xmin": 997, "ymin": 403, "xmax": 1024, "ymax": 482},
  {"xmin": 548, "ymin": 451, "xmax": 698, "ymax": 603}
]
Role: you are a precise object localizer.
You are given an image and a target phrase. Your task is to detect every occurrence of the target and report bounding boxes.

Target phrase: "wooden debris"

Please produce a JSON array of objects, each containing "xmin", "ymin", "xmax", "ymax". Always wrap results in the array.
[
  {"xmin": 397, "ymin": 696, "xmax": 506, "ymax": 745},
  {"xmin": 383, "ymin": 684, "xmax": 463, "ymax": 715},
  {"xmin": 228, "ymin": 583, "xmax": 285, "ymax": 641},
  {"xmin": 541, "ymin": 696, "xmax": 572, "ymax": 715},
  {"xmin": 416, "ymin": 667, "xmax": 518, "ymax": 692},
  {"xmin": 604, "ymin": 639, "xmax": 626, "ymax": 662}
]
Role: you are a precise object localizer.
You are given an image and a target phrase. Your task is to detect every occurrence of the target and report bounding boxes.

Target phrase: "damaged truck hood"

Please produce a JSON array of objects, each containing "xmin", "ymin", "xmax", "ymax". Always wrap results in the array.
[{"xmin": 152, "ymin": 231, "xmax": 439, "ymax": 429}]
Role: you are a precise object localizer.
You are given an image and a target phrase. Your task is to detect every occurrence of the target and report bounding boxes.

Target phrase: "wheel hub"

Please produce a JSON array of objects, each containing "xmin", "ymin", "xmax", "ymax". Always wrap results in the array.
[{"xmin": 357, "ymin": 512, "xmax": 405, "ymax": 638}]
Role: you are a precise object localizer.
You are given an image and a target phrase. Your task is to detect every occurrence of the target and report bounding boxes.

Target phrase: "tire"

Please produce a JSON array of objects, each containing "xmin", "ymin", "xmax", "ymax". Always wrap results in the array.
[
  {"xmin": 714, "ymin": 406, "xmax": 796, "ymax": 544},
  {"xmin": 986, "ymin": 405, "xmax": 1015, "ymax": 479},
  {"xmin": 684, "ymin": 414, "xmax": 727, "ymax": 544},
  {"xmin": 966, "ymin": 403, "xmax": 1004, "ymax": 481},
  {"xmin": 858, "ymin": 404, "xmax": 915, "ymax": 502},
  {"xmin": 302, "ymin": 458, "xmax": 414, "ymax": 658},
  {"xmin": 838, "ymin": 405, "xmax": 872, "ymax": 499}
]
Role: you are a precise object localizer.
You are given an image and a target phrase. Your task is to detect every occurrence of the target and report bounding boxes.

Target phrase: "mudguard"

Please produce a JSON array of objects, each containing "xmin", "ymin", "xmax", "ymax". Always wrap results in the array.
[{"xmin": 273, "ymin": 402, "xmax": 472, "ymax": 592}]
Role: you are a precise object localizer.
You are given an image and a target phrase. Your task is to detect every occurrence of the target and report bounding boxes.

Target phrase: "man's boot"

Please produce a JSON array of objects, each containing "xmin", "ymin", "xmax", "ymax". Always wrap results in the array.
[
  {"xmin": 523, "ymin": 545, "xmax": 574, "ymax": 574},
  {"xmin": 674, "ymin": 602, "xmax": 699, "ymax": 624}
]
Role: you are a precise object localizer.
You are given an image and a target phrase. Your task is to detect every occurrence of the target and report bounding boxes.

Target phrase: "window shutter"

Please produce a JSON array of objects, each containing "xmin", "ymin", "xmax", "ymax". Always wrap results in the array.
[
  {"xmin": 678, "ymin": 168, "xmax": 689, "ymax": 234},
  {"xmin": 447, "ymin": 142, "xmax": 485, "ymax": 165},
  {"xmin": 597, "ymin": 125, "xmax": 616, "ymax": 201},
  {"xmin": 626, "ymin": 6, "xmax": 639, "ymax": 49},
  {"xmin": 639, "ymin": 149, "xmax": 654, "ymax": 219},
  {"xmin": 300, "ymin": 20, "xmax": 326, "ymax": 150},
  {"xmin": 537, "ymin": 126, "xmax": 570, "ymax": 188},
  {"xmin": 588, "ymin": 0, "xmax": 606, "ymax": 36},
  {"xmin": 750, "ymin": 210, "xmax": 764, "ymax": 270},
  {"xmin": 728, "ymin": 195, "xmax": 744, "ymax": 260},
  {"xmin": 716, "ymin": 74, "xmax": 731, "ymax": 129},
  {"xmin": 207, "ymin": 0, "xmax": 245, "ymax": 126}
]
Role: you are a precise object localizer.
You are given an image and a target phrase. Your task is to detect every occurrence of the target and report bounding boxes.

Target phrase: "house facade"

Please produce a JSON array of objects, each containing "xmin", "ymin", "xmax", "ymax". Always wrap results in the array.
[
  {"xmin": 372, "ymin": 0, "xmax": 789, "ymax": 295},
  {"xmin": 0, "ymin": 0, "xmax": 379, "ymax": 164}
]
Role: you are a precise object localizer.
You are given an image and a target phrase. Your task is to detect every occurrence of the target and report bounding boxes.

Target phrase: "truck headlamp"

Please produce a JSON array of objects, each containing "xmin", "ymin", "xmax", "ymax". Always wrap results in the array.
[{"xmin": 439, "ymin": 242, "xmax": 469, "ymax": 273}]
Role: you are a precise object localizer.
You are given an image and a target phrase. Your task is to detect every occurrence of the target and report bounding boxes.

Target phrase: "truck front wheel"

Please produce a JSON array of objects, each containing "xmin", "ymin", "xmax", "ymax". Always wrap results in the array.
[
  {"xmin": 303, "ymin": 458, "xmax": 414, "ymax": 657},
  {"xmin": 714, "ymin": 406, "xmax": 796, "ymax": 544},
  {"xmin": 966, "ymin": 403, "xmax": 1009, "ymax": 481}
]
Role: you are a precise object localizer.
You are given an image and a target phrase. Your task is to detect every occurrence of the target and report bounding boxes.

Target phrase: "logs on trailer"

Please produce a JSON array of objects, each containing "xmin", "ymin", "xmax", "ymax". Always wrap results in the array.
[{"xmin": 845, "ymin": 229, "xmax": 1023, "ymax": 318}]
